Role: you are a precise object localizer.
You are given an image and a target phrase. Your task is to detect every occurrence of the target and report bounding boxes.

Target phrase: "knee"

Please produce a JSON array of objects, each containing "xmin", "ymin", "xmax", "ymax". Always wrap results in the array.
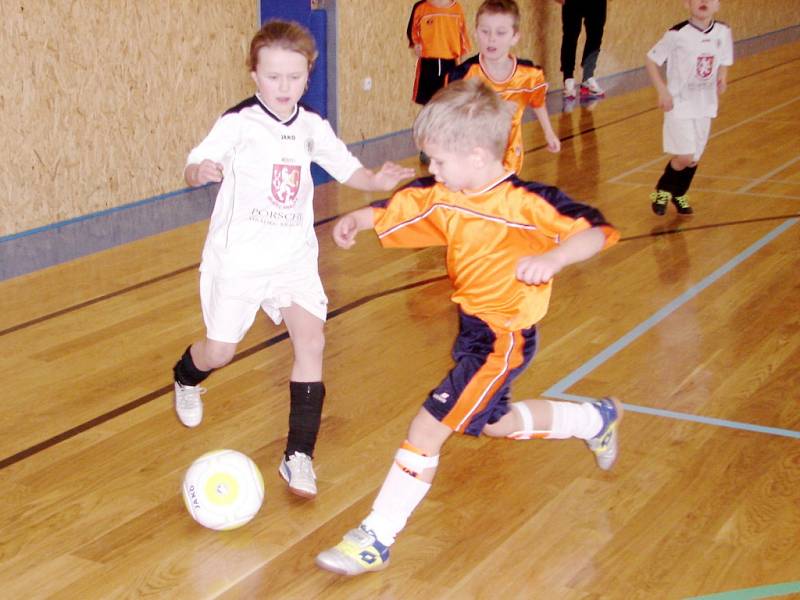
[
  {"xmin": 672, "ymin": 155, "xmax": 694, "ymax": 170},
  {"xmin": 482, "ymin": 421, "xmax": 506, "ymax": 438},
  {"xmin": 201, "ymin": 342, "xmax": 236, "ymax": 369}
]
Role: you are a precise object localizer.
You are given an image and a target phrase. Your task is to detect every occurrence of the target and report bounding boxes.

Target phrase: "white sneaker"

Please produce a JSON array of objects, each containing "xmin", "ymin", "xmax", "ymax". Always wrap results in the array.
[
  {"xmin": 585, "ymin": 397, "xmax": 623, "ymax": 470},
  {"xmin": 279, "ymin": 452, "xmax": 317, "ymax": 498},
  {"xmin": 316, "ymin": 526, "xmax": 390, "ymax": 576},
  {"xmin": 580, "ymin": 77, "xmax": 605, "ymax": 97},
  {"xmin": 174, "ymin": 382, "xmax": 205, "ymax": 428},
  {"xmin": 563, "ymin": 78, "xmax": 577, "ymax": 99}
]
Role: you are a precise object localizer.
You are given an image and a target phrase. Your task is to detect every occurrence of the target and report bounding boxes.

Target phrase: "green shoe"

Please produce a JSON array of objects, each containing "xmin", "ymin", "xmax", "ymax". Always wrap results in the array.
[
  {"xmin": 650, "ymin": 190, "xmax": 671, "ymax": 216},
  {"xmin": 671, "ymin": 194, "xmax": 694, "ymax": 215}
]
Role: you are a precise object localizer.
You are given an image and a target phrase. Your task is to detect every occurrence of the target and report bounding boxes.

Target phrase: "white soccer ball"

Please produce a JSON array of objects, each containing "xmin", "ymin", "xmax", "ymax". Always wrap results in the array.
[{"xmin": 182, "ymin": 449, "xmax": 265, "ymax": 530}]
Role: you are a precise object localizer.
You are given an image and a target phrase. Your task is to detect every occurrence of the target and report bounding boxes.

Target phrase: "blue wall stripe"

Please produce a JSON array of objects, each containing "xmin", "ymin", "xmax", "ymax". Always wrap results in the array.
[{"xmin": 0, "ymin": 185, "xmax": 204, "ymax": 244}]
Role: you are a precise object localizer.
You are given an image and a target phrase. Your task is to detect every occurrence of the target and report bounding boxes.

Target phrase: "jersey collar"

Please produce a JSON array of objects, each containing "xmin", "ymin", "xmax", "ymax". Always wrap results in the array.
[
  {"xmin": 688, "ymin": 19, "xmax": 716, "ymax": 34},
  {"xmin": 464, "ymin": 171, "xmax": 515, "ymax": 196},
  {"xmin": 255, "ymin": 94, "xmax": 300, "ymax": 126}
]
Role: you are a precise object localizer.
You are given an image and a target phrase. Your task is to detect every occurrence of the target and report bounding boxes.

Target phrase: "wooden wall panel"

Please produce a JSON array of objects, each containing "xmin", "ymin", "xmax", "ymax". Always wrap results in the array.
[
  {"xmin": 1, "ymin": 1, "xmax": 255, "ymax": 237},
  {"xmin": 335, "ymin": 0, "xmax": 800, "ymax": 143},
  {"xmin": 1, "ymin": 0, "xmax": 798, "ymax": 237}
]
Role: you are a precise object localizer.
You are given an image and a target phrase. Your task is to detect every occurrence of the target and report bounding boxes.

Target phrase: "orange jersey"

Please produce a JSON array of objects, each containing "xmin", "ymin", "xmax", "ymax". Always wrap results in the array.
[
  {"xmin": 448, "ymin": 55, "xmax": 548, "ymax": 172},
  {"xmin": 406, "ymin": 1, "xmax": 471, "ymax": 59},
  {"xmin": 371, "ymin": 174, "xmax": 619, "ymax": 331}
]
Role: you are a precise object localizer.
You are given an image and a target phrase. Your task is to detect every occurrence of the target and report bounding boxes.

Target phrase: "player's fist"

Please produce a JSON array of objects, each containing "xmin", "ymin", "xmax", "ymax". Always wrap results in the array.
[{"xmin": 332, "ymin": 215, "xmax": 359, "ymax": 249}]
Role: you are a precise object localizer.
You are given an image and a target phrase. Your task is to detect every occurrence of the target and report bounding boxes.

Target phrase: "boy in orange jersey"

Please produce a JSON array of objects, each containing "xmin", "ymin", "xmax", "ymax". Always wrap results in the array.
[
  {"xmin": 407, "ymin": 0, "xmax": 472, "ymax": 107},
  {"xmin": 447, "ymin": 0, "xmax": 561, "ymax": 174},
  {"xmin": 315, "ymin": 78, "xmax": 622, "ymax": 576}
]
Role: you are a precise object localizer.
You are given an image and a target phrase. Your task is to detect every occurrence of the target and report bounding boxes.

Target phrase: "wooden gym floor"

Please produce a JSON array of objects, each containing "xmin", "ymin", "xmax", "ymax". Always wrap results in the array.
[{"xmin": 1, "ymin": 41, "xmax": 799, "ymax": 600}]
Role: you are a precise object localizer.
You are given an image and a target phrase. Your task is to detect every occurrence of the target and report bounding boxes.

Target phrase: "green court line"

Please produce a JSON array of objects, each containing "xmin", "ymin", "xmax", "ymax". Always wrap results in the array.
[{"xmin": 686, "ymin": 581, "xmax": 800, "ymax": 599}]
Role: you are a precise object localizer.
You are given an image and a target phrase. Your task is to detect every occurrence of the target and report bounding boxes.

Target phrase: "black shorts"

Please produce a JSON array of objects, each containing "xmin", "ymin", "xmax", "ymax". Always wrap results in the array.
[{"xmin": 413, "ymin": 57, "xmax": 457, "ymax": 105}]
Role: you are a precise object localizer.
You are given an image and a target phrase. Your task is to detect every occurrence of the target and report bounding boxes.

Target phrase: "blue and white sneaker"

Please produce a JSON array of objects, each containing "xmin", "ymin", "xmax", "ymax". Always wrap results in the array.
[
  {"xmin": 586, "ymin": 397, "xmax": 623, "ymax": 470},
  {"xmin": 315, "ymin": 525, "xmax": 390, "ymax": 576}
]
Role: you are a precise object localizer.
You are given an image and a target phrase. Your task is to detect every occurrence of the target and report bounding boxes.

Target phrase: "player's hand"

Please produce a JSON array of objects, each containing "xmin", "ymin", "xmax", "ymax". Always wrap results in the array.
[
  {"xmin": 515, "ymin": 253, "xmax": 564, "ymax": 285},
  {"xmin": 546, "ymin": 133, "xmax": 561, "ymax": 153},
  {"xmin": 717, "ymin": 78, "xmax": 728, "ymax": 94},
  {"xmin": 658, "ymin": 92, "xmax": 674, "ymax": 112},
  {"xmin": 332, "ymin": 215, "xmax": 360, "ymax": 249},
  {"xmin": 188, "ymin": 160, "xmax": 224, "ymax": 186},
  {"xmin": 372, "ymin": 161, "xmax": 415, "ymax": 191}
]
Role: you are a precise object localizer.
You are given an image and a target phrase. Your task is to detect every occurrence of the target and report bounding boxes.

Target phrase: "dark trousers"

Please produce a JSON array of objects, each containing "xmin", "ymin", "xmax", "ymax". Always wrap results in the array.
[{"xmin": 560, "ymin": 0, "xmax": 607, "ymax": 81}]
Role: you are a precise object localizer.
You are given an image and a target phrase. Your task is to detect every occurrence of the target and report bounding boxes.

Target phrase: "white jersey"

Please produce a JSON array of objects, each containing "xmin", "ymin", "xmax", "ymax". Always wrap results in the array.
[
  {"xmin": 647, "ymin": 20, "xmax": 734, "ymax": 119},
  {"xmin": 188, "ymin": 96, "xmax": 362, "ymax": 276}
]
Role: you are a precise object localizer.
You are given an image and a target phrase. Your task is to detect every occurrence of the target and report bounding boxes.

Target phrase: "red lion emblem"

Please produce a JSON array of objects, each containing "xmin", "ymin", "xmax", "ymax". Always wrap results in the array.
[
  {"xmin": 271, "ymin": 164, "xmax": 301, "ymax": 206},
  {"xmin": 696, "ymin": 55, "xmax": 714, "ymax": 80}
]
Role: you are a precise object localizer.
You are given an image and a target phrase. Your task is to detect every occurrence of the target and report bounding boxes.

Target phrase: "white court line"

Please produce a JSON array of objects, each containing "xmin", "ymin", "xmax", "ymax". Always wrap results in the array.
[
  {"xmin": 609, "ymin": 179, "xmax": 800, "ymax": 201},
  {"xmin": 737, "ymin": 155, "xmax": 800, "ymax": 192},
  {"xmin": 607, "ymin": 96, "xmax": 800, "ymax": 184}
]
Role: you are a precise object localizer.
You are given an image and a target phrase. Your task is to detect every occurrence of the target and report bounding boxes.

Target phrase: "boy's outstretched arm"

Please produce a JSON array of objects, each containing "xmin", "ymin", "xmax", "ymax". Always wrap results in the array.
[
  {"xmin": 345, "ymin": 162, "xmax": 415, "ymax": 192},
  {"xmin": 532, "ymin": 105, "xmax": 561, "ymax": 153},
  {"xmin": 516, "ymin": 227, "xmax": 607, "ymax": 285},
  {"xmin": 645, "ymin": 57, "xmax": 673, "ymax": 112},
  {"xmin": 332, "ymin": 207, "xmax": 375, "ymax": 249}
]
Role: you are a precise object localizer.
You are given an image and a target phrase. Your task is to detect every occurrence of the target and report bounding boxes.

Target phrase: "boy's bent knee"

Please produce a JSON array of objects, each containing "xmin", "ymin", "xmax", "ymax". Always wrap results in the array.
[{"xmin": 201, "ymin": 340, "xmax": 237, "ymax": 368}]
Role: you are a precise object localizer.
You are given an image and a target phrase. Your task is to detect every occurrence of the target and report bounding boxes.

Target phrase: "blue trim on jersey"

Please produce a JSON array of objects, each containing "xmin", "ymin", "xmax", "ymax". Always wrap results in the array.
[{"xmin": 507, "ymin": 175, "xmax": 613, "ymax": 229}]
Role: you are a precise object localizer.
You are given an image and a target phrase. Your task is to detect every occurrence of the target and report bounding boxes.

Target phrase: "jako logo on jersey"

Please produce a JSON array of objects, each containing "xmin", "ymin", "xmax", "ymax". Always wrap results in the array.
[
  {"xmin": 281, "ymin": 134, "xmax": 295, "ymax": 140},
  {"xmin": 304, "ymin": 138, "xmax": 314, "ymax": 154},
  {"xmin": 271, "ymin": 164, "xmax": 301, "ymax": 207},
  {"xmin": 432, "ymin": 392, "xmax": 450, "ymax": 403},
  {"xmin": 696, "ymin": 55, "xmax": 714, "ymax": 79}
]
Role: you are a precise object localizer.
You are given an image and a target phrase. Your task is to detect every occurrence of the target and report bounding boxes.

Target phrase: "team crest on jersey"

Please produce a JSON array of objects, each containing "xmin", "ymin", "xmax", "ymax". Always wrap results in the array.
[
  {"xmin": 271, "ymin": 164, "xmax": 301, "ymax": 207},
  {"xmin": 696, "ymin": 54, "xmax": 715, "ymax": 79}
]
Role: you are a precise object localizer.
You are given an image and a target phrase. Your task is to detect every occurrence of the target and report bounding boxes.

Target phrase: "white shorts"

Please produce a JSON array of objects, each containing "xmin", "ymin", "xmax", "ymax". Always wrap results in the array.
[
  {"xmin": 200, "ymin": 267, "xmax": 328, "ymax": 344},
  {"xmin": 663, "ymin": 113, "xmax": 711, "ymax": 162}
]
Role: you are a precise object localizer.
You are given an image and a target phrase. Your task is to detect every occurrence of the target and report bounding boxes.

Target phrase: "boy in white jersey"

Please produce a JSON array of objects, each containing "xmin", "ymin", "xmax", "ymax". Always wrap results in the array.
[
  {"xmin": 646, "ymin": 0, "xmax": 733, "ymax": 216},
  {"xmin": 172, "ymin": 20, "xmax": 413, "ymax": 499}
]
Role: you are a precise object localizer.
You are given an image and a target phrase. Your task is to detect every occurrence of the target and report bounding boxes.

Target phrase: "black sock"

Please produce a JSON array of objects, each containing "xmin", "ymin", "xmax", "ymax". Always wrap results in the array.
[
  {"xmin": 173, "ymin": 346, "xmax": 212, "ymax": 386},
  {"xmin": 674, "ymin": 164, "xmax": 697, "ymax": 197},
  {"xmin": 285, "ymin": 381, "xmax": 325, "ymax": 459},
  {"xmin": 656, "ymin": 161, "xmax": 682, "ymax": 195}
]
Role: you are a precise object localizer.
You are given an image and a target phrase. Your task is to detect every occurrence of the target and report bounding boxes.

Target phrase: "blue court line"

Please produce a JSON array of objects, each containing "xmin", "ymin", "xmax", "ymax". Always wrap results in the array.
[
  {"xmin": 548, "ymin": 392, "xmax": 800, "ymax": 440},
  {"xmin": 685, "ymin": 580, "xmax": 800, "ymax": 599},
  {"xmin": 542, "ymin": 217, "xmax": 799, "ymax": 438}
]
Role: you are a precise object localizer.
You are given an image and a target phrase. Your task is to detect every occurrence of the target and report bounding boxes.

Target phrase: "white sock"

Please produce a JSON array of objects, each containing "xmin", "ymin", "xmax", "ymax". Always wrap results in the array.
[
  {"xmin": 362, "ymin": 462, "xmax": 431, "ymax": 546},
  {"xmin": 545, "ymin": 400, "xmax": 603, "ymax": 440}
]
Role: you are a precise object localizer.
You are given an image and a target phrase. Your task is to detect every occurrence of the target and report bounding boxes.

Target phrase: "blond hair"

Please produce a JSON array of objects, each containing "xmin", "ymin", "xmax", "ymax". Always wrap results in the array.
[
  {"xmin": 413, "ymin": 79, "xmax": 515, "ymax": 159},
  {"xmin": 248, "ymin": 19, "xmax": 318, "ymax": 72},
  {"xmin": 476, "ymin": 0, "xmax": 521, "ymax": 32}
]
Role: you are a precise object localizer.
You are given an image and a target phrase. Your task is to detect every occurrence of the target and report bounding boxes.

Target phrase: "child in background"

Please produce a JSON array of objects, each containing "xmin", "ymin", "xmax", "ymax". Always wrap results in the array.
[
  {"xmin": 554, "ymin": 0, "xmax": 607, "ymax": 100},
  {"xmin": 315, "ymin": 78, "xmax": 621, "ymax": 576},
  {"xmin": 448, "ymin": 0, "xmax": 560, "ymax": 175},
  {"xmin": 407, "ymin": 0, "xmax": 472, "ymax": 165},
  {"xmin": 407, "ymin": 0, "xmax": 472, "ymax": 107},
  {"xmin": 646, "ymin": 0, "xmax": 733, "ymax": 216},
  {"xmin": 172, "ymin": 20, "xmax": 413, "ymax": 499}
]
